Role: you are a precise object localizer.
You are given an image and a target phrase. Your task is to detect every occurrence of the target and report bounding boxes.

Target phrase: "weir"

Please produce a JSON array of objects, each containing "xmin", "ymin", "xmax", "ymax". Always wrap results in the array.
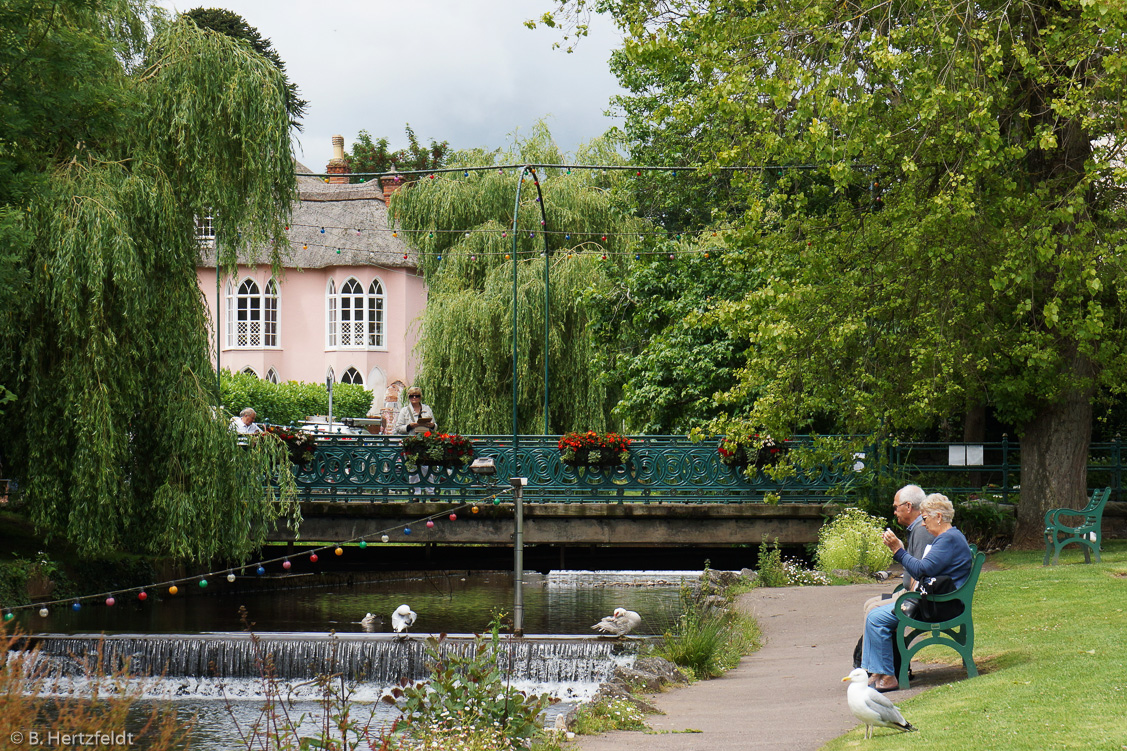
[{"xmin": 30, "ymin": 633, "xmax": 640, "ymax": 686}]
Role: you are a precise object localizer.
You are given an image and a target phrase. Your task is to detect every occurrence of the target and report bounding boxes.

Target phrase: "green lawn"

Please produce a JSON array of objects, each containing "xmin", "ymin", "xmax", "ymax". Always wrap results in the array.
[{"xmin": 824, "ymin": 540, "xmax": 1127, "ymax": 750}]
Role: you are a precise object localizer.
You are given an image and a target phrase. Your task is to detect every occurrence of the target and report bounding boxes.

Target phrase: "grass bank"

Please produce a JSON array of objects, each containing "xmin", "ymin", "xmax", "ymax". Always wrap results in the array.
[{"xmin": 825, "ymin": 540, "xmax": 1127, "ymax": 750}]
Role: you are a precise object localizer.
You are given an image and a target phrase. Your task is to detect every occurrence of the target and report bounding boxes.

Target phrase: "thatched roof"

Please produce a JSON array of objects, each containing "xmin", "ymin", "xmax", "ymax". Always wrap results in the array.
[{"xmin": 198, "ymin": 161, "xmax": 415, "ymax": 270}]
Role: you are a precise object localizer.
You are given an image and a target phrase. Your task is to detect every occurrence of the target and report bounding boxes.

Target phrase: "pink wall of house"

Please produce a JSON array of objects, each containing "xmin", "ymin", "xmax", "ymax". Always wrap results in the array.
[{"xmin": 196, "ymin": 263, "xmax": 427, "ymax": 406}]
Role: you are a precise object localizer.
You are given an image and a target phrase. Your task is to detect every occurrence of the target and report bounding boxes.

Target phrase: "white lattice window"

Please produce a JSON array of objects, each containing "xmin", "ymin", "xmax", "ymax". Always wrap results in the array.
[
  {"xmin": 196, "ymin": 215, "xmax": 215, "ymax": 247},
  {"xmin": 265, "ymin": 367, "xmax": 280, "ymax": 384},
  {"xmin": 367, "ymin": 279, "xmax": 385, "ymax": 347},
  {"xmin": 327, "ymin": 279, "xmax": 338, "ymax": 348},
  {"xmin": 340, "ymin": 279, "xmax": 365, "ymax": 347},
  {"xmin": 328, "ymin": 276, "xmax": 386, "ymax": 350},
  {"xmin": 241, "ymin": 366, "xmax": 258, "ymax": 377},
  {"xmin": 226, "ymin": 277, "xmax": 280, "ymax": 349},
  {"xmin": 341, "ymin": 367, "xmax": 363, "ymax": 385},
  {"xmin": 264, "ymin": 279, "xmax": 279, "ymax": 347}
]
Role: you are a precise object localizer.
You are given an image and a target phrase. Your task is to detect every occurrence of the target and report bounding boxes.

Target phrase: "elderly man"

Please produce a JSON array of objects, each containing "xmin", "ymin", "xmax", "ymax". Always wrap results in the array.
[
  {"xmin": 855, "ymin": 484, "xmax": 936, "ymax": 672},
  {"xmin": 891, "ymin": 484, "xmax": 934, "ymax": 589},
  {"xmin": 229, "ymin": 407, "xmax": 261, "ymax": 434}
]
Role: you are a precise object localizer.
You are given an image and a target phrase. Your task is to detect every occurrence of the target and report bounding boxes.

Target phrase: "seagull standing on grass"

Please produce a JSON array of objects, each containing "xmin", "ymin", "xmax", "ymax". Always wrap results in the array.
[
  {"xmin": 392, "ymin": 604, "xmax": 417, "ymax": 634},
  {"xmin": 592, "ymin": 607, "xmax": 642, "ymax": 637},
  {"xmin": 843, "ymin": 668, "xmax": 918, "ymax": 739}
]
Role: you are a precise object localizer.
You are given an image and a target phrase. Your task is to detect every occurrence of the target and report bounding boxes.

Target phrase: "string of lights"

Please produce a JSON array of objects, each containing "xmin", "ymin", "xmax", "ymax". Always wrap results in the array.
[
  {"xmin": 292, "ymin": 238, "xmax": 723, "ymax": 262},
  {"xmin": 295, "ymin": 161, "xmax": 874, "ymax": 181},
  {"xmin": 1, "ymin": 484, "xmax": 516, "ymax": 621}
]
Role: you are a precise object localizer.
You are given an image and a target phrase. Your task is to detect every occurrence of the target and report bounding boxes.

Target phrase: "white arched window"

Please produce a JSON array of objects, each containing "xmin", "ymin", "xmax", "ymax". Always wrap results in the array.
[
  {"xmin": 326, "ymin": 279, "xmax": 338, "ymax": 348},
  {"xmin": 327, "ymin": 276, "xmax": 386, "ymax": 350},
  {"xmin": 341, "ymin": 367, "xmax": 363, "ymax": 385},
  {"xmin": 241, "ymin": 366, "xmax": 258, "ymax": 377},
  {"xmin": 265, "ymin": 367, "xmax": 280, "ymax": 384},
  {"xmin": 226, "ymin": 277, "xmax": 279, "ymax": 348},
  {"xmin": 367, "ymin": 279, "xmax": 385, "ymax": 347}
]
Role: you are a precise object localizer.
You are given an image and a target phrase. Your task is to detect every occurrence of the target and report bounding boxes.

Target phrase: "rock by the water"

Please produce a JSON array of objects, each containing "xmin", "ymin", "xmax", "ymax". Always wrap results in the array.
[
  {"xmin": 632, "ymin": 656, "xmax": 689, "ymax": 685},
  {"xmin": 703, "ymin": 569, "xmax": 743, "ymax": 588},
  {"xmin": 593, "ymin": 681, "xmax": 662, "ymax": 715}
]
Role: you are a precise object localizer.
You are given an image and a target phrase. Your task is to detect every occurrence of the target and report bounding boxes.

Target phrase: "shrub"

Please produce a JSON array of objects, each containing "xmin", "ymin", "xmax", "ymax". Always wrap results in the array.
[
  {"xmin": 384, "ymin": 619, "xmax": 558, "ymax": 743},
  {"xmin": 219, "ymin": 369, "xmax": 373, "ymax": 426},
  {"xmin": 954, "ymin": 496, "xmax": 1015, "ymax": 550},
  {"xmin": 1, "ymin": 624, "xmax": 187, "ymax": 748},
  {"xmin": 655, "ymin": 567, "xmax": 757, "ymax": 678},
  {"xmin": 756, "ymin": 538, "xmax": 788, "ymax": 587},
  {"xmin": 814, "ymin": 507, "xmax": 893, "ymax": 574},
  {"xmin": 572, "ymin": 696, "xmax": 647, "ymax": 734}
]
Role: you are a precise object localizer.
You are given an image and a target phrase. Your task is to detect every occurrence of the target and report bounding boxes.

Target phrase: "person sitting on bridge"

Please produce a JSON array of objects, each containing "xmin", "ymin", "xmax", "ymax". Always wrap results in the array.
[{"xmin": 229, "ymin": 407, "xmax": 262, "ymax": 435}]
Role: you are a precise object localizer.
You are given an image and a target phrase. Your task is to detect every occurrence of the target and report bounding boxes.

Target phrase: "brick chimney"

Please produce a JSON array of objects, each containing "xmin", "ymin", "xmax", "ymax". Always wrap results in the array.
[
  {"xmin": 381, "ymin": 170, "xmax": 402, "ymax": 203},
  {"xmin": 326, "ymin": 135, "xmax": 350, "ymax": 184}
]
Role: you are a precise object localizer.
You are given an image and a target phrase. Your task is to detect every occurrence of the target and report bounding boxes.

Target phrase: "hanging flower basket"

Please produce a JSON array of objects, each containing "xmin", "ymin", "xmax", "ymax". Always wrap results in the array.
[
  {"xmin": 718, "ymin": 435, "xmax": 789, "ymax": 471},
  {"xmin": 402, "ymin": 431, "xmax": 474, "ymax": 470},
  {"xmin": 262, "ymin": 425, "xmax": 318, "ymax": 468},
  {"xmin": 558, "ymin": 431, "xmax": 632, "ymax": 468}
]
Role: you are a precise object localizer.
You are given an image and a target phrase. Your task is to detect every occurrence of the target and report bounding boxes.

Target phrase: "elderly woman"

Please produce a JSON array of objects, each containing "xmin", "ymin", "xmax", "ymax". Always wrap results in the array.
[
  {"xmin": 861, "ymin": 493, "xmax": 973, "ymax": 692},
  {"xmin": 393, "ymin": 387, "xmax": 437, "ymax": 435}
]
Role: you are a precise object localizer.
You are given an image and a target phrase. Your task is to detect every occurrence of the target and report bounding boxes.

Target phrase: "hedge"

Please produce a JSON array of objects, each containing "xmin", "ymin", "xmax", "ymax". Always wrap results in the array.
[{"xmin": 220, "ymin": 370, "xmax": 374, "ymax": 426}]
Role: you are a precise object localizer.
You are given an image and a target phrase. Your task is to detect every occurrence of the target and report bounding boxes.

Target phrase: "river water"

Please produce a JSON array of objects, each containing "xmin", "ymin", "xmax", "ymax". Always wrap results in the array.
[{"xmin": 22, "ymin": 570, "xmax": 694, "ymax": 749}]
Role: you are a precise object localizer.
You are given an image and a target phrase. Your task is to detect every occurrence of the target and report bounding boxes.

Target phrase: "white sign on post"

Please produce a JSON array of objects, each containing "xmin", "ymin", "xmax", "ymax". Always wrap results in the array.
[{"xmin": 948, "ymin": 444, "xmax": 984, "ymax": 466}]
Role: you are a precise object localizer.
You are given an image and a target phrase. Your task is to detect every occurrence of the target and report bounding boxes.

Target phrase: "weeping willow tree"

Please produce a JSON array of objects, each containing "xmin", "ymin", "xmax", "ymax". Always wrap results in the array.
[
  {"xmin": 391, "ymin": 125, "xmax": 649, "ymax": 434},
  {"xmin": 0, "ymin": 2, "xmax": 298, "ymax": 561}
]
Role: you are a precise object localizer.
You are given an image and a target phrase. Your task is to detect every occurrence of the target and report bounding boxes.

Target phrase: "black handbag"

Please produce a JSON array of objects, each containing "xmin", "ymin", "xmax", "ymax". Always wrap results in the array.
[{"xmin": 904, "ymin": 575, "xmax": 963, "ymax": 621}]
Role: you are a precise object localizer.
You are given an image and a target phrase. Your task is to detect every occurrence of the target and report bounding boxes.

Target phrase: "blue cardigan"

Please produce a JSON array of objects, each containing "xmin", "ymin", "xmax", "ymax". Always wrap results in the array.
[{"xmin": 893, "ymin": 527, "xmax": 973, "ymax": 588}]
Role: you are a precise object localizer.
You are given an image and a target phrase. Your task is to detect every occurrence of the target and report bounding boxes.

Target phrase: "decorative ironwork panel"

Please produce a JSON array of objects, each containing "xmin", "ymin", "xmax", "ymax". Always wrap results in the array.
[{"xmin": 290, "ymin": 435, "xmax": 849, "ymax": 504}]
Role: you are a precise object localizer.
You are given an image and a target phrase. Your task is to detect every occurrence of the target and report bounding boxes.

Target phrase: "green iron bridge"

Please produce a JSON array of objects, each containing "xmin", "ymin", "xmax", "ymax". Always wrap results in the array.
[{"xmin": 267, "ymin": 434, "xmax": 1123, "ymax": 551}]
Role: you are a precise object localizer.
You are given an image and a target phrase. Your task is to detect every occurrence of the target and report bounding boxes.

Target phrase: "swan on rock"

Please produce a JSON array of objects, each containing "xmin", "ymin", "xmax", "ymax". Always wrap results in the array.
[{"xmin": 591, "ymin": 607, "xmax": 641, "ymax": 636}]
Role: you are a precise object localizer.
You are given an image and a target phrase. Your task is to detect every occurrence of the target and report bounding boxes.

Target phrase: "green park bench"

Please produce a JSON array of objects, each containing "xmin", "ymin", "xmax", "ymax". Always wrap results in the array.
[
  {"xmin": 1043, "ymin": 487, "xmax": 1111, "ymax": 566},
  {"xmin": 893, "ymin": 545, "xmax": 986, "ymax": 690}
]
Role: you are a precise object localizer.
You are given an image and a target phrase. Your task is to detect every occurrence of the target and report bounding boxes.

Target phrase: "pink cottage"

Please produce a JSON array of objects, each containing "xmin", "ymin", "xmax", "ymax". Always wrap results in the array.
[{"xmin": 196, "ymin": 136, "xmax": 425, "ymax": 427}]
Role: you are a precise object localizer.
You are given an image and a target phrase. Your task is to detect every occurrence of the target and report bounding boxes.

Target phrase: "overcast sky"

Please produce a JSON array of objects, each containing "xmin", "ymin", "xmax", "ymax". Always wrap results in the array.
[{"xmin": 158, "ymin": 0, "xmax": 625, "ymax": 172}]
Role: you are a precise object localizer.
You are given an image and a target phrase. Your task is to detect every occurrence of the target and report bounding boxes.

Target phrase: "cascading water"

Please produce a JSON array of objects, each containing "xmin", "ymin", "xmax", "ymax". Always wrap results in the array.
[{"xmin": 31, "ymin": 633, "xmax": 638, "ymax": 687}]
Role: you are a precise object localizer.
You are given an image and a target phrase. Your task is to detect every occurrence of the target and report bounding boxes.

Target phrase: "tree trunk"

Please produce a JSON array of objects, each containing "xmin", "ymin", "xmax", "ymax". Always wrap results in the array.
[
  {"xmin": 964, "ymin": 403, "xmax": 986, "ymax": 490},
  {"xmin": 1015, "ymin": 386, "xmax": 1093, "ymax": 548}
]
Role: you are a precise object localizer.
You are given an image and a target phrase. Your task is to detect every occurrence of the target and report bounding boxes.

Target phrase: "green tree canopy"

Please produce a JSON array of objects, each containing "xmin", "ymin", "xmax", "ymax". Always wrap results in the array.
[
  {"xmin": 390, "ymin": 124, "xmax": 648, "ymax": 435},
  {"xmin": 184, "ymin": 6, "xmax": 307, "ymax": 130},
  {"xmin": 346, "ymin": 125, "xmax": 450, "ymax": 182},
  {"xmin": 539, "ymin": 0, "xmax": 1127, "ymax": 546},
  {"xmin": 0, "ymin": 1, "xmax": 299, "ymax": 560}
]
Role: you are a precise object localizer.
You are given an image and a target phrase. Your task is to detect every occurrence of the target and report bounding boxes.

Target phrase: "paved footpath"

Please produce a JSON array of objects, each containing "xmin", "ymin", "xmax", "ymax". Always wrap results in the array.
[{"xmin": 574, "ymin": 582, "xmax": 959, "ymax": 751}]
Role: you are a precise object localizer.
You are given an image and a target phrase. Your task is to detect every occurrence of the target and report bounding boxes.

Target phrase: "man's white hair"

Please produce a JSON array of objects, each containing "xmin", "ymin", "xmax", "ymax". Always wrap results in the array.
[
  {"xmin": 897, "ymin": 484, "xmax": 926, "ymax": 509},
  {"xmin": 240, "ymin": 407, "xmax": 256, "ymax": 418}
]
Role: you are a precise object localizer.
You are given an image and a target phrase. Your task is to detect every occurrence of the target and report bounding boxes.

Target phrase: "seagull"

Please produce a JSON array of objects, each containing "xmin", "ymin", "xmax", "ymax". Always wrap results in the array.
[
  {"xmin": 843, "ymin": 668, "xmax": 917, "ymax": 739},
  {"xmin": 391, "ymin": 604, "xmax": 417, "ymax": 634},
  {"xmin": 360, "ymin": 613, "xmax": 382, "ymax": 631},
  {"xmin": 591, "ymin": 607, "xmax": 642, "ymax": 637}
]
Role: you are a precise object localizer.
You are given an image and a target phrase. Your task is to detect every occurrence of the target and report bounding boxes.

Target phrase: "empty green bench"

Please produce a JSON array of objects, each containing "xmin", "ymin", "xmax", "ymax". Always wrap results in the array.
[{"xmin": 1043, "ymin": 487, "xmax": 1111, "ymax": 566}]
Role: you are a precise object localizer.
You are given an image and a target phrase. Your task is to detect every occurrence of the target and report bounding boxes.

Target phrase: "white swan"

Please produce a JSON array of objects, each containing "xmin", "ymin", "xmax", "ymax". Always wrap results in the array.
[
  {"xmin": 391, "ymin": 604, "xmax": 417, "ymax": 633},
  {"xmin": 591, "ymin": 607, "xmax": 641, "ymax": 636},
  {"xmin": 843, "ymin": 668, "xmax": 917, "ymax": 739}
]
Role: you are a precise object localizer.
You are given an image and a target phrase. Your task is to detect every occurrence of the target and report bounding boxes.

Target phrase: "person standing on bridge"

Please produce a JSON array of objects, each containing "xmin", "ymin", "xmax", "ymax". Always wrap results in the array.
[
  {"xmin": 394, "ymin": 387, "xmax": 438, "ymax": 495},
  {"xmin": 394, "ymin": 387, "xmax": 436, "ymax": 435}
]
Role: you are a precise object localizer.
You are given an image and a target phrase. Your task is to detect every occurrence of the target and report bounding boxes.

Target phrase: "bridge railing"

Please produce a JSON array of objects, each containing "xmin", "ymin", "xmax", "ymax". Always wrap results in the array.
[
  {"xmin": 291, "ymin": 434, "xmax": 846, "ymax": 504},
  {"xmin": 290, "ymin": 434, "xmax": 1125, "ymax": 504}
]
